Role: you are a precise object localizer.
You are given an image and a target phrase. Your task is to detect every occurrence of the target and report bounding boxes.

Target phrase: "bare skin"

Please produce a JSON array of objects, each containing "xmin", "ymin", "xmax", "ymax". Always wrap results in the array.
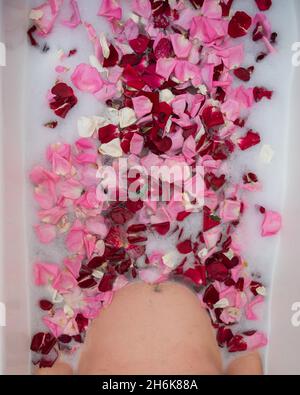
[{"xmin": 37, "ymin": 282, "xmax": 263, "ymax": 375}]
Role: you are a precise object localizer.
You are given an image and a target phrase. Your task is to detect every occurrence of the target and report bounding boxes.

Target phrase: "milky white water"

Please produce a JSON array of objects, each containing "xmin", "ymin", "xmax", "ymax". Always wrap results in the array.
[{"xmin": 24, "ymin": 0, "xmax": 297, "ymax": 367}]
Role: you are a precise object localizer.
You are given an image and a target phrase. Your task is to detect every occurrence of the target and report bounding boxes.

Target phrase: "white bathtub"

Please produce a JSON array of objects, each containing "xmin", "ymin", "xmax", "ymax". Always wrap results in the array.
[{"xmin": 0, "ymin": 0, "xmax": 300, "ymax": 374}]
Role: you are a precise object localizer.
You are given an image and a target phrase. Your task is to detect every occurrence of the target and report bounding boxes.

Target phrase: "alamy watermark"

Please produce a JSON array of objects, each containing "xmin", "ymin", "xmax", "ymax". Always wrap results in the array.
[
  {"xmin": 0, "ymin": 302, "xmax": 6, "ymax": 327},
  {"xmin": 291, "ymin": 302, "xmax": 300, "ymax": 327},
  {"xmin": 0, "ymin": 42, "xmax": 6, "ymax": 67},
  {"xmin": 95, "ymin": 158, "xmax": 205, "ymax": 211}
]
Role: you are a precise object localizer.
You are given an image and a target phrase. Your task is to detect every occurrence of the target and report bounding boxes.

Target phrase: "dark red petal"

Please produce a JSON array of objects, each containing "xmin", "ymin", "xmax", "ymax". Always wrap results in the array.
[
  {"xmin": 206, "ymin": 261, "xmax": 229, "ymax": 282},
  {"xmin": 202, "ymin": 106, "xmax": 224, "ymax": 129},
  {"xmin": 39, "ymin": 300, "xmax": 53, "ymax": 311},
  {"xmin": 217, "ymin": 326, "xmax": 234, "ymax": 347},
  {"xmin": 78, "ymin": 277, "xmax": 97, "ymax": 289},
  {"xmin": 220, "ymin": 0, "xmax": 234, "ymax": 17},
  {"xmin": 27, "ymin": 25, "xmax": 39, "ymax": 47},
  {"xmin": 176, "ymin": 239, "xmax": 193, "ymax": 254},
  {"xmin": 87, "ymin": 256, "xmax": 106, "ymax": 269},
  {"xmin": 203, "ymin": 207, "xmax": 221, "ymax": 231},
  {"xmin": 103, "ymin": 44, "xmax": 119, "ymax": 68},
  {"xmin": 105, "ymin": 226, "xmax": 124, "ymax": 248},
  {"xmin": 111, "ymin": 206, "xmax": 133, "ymax": 224},
  {"xmin": 120, "ymin": 54, "xmax": 141, "ymax": 67},
  {"xmin": 151, "ymin": 222, "xmax": 170, "ymax": 236},
  {"xmin": 75, "ymin": 313, "xmax": 89, "ymax": 333},
  {"xmin": 129, "ymin": 35, "xmax": 150, "ymax": 54},
  {"xmin": 98, "ymin": 124, "xmax": 118, "ymax": 143},
  {"xmin": 203, "ymin": 284, "xmax": 219, "ymax": 308},
  {"xmin": 184, "ymin": 266, "xmax": 206, "ymax": 286},
  {"xmin": 153, "ymin": 14, "xmax": 169, "ymax": 29},
  {"xmin": 253, "ymin": 86, "xmax": 273, "ymax": 102},
  {"xmin": 228, "ymin": 335, "xmax": 248, "ymax": 352},
  {"xmin": 252, "ymin": 22, "xmax": 264, "ymax": 41},
  {"xmin": 49, "ymin": 82, "xmax": 77, "ymax": 119},
  {"xmin": 228, "ymin": 11, "xmax": 252, "ymax": 38},
  {"xmin": 238, "ymin": 130, "xmax": 261, "ymax": 151},
  {"xmin": 31, "ymin": 333, "xmax": 45, "ymax": 352},
  {"xmin": 41, "ymin": 333, "xmax": 57, "ymax": 355},
  {"xmin": 233, "ymin": 66, "xmax": 254, "ymax": 82},
  {"xmin": 58, "ymin": 334, "xmax": 72, "ymax": 344},
  {"xmin": 127, "ymin": 224, "xmax": 147, "ymax": 233},
  {"xmin": 44, "ymin": 121, "xmax": 58, "ymax": 129},
  {"xmin": 176, "ymin": 211, "xmax": 192, "ymax": 221},
  {"xmin": 255, "ymin": 0, "xmax": 272, "ymax": 11},
  {"xmin": 98, "ymin": 273, "xmax": 116, "ymax": 292},
  {"xmin": 154, "ymin": 38, "xmax": 172, "ymax": 59},
  {"xmin": 125, "ymin": 199, "xmax": 144, "ymax": 213}
]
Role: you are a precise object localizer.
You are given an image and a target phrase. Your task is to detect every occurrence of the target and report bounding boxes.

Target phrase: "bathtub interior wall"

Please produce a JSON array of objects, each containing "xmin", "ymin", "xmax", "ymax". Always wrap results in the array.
[
  {"xmin": 0, "ymin": 0, "xmax": 31, "ymax": 374},
  {"xmin": 0, "ymin": 0, "xmax": 300, "ymax": 374},
  {"xmin": 266, "ymin": 0, "xmax": 300, "ymax": 374}
]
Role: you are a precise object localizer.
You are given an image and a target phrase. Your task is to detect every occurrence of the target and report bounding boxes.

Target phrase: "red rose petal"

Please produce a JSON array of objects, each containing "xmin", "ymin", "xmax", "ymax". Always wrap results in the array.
[
  {"xmin": 238, "ymin": 130, "xmax": 261, "ymax": 151},
  {"xmin": 151, "ymin": 222, "xmax": 170, "ymax": 236},
  {"xmin": 206, "ymin": 261, "xmax": 229, "ymax": 282},
  {"xmin": 127, "ymin": 224, "xmax": 147, "ymax": 233},
  {"xmin": 31, "ymin": 333, "xmax": 46, "ymax": 353},
  {"xmin": 39, "ymin": 300, "xmax": 53, "ymax": 311},
  {"xmin": 253, "ymin": 86, "xmax": 273, "ymax": 102},
  {"xmin": 103, "ymin": 44, "xmax": 119, "ymax": 68},
  {"xmin": 49, "ymin": 82, "xmax": 78, "ymax": 119},
  {"xmin": 88, "ymin": 256, "xmax": 106, "ymax": 269},
  {"xmin": 154, "ymin": 38, "xmax": 172, "ymax": 59},
  {"xmin": 255, "ymin": 0, "xmax": 272, "ymax": 11},
  {"xmin": 98, "ymin": 273, "xmax": 116, "ymax": 292},
  {"xmin": 111, "ymin": 206, "xmax": 133, "ymax": 225},
  {"xmin": 233, "ymin": 66, "xmax": 254, "ymax": 82},
  {"xmin": 58, "ymin": 334, "xmax": 72, "ymax": 344},
  {"xmin": 153, "ymin": 14, "xmax": 169, "ymax": 29},
  {"xmin": 78, "ymin": 277, "xmax": 97, "ymax": 289},
  {"xmin": 176, "ymin": 239, "xmax": 193, "ymax": 254},
  {"xmin": 203, "ymin": 284, "xmax": 219, "ymax": 308},
  {"xmin": 98, "ymin": 124, "xmax": 118, "ymax": 143},
  {"xmin": 176, "ymin": 211, "xmax": 192, "ymax": 221},
  {"xmin": 27, "ymin": 25, "xmax": 39, "ymax": 47},
  {"xmin": 220, "ymin": 0, "xmax": 234, "ymax": 17},
  {"xmin": 228, "ymin": 335, "xmax": 248, "ymax": 352},
  {"xmin": 228, "ymin": 11, "xmax": 252, "ymax": 38},
  {"xmin": 202, "ymin": 106, "xmax": 224, "ymax": 129},
  {"xmin": 75, "ymin": 313, "xmax": 89, "ymax": 333},
  {"xmin": 217, "ymin": 326, "xmax": 234, "ymax": 347},
  {"xmin": 184, "ymin": 266, "xmax": 206, "ymax": 286},
  {"xmin": 203, "ymin": 207, "xmax": 221, "ymax": 231},
  {"xmin": 129, "ymin": 35, "xmax": 150, "ymax": 54}
]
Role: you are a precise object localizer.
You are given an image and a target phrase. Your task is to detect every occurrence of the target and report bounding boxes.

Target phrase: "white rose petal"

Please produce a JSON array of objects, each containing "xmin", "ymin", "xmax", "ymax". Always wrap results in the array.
[
  {"xmin": 107, "ymin": 108, "xmax": 120, "ymax": 125},
  {"xmin": 99, "ymin": 138, "xmax": 123, "ymax": 157},
  {"xmin": 256, "ymin": 286, "xmax": 267, "ymax": 296},
  {"xmin": 99, "ymin": 32, "xmax": 110, "ymax": 59},
  {"xmin": 214, "ymin": 298, "xmax": 230, "ymax": 309},
  {"xmin": 50, "ymin": 288, "xmax": 64, "ymax": 304},
  {"xmin": 30, "ymin": 9, "xmax": 44, "ymax": 20},
  {"xmin": 64, "ymin": 304, "xmax": 75, "ymax": 318},
  {"xmin": 89, "ymin": 54, "xmax": 106, "ymax": 74},
  {"xmin": 162, "ymin": 251, "xmax": 178, "ymax": 269},
  {"xmin": 119, "ymin": 107, "xmax": 137, "ymax": 128},
  {"xmin": 93, "ymin": 115, "xmax": 109, "ymax": 128},
  {"xmin": 159, "ymin": 89, "xmax": 175, "ymax": 103},
  {"xmin": 165, "ymin": 118, "xmax": 172, "ymax": 134},
  {"xmin": 77, "ymin": 116, "xmax": 97, "ymax": 137},
  {"xmin": 224, "ymin": 249, "xmax": 234, "ymax": 260},
  {"xmin": 198, "ymin": 248, "xmax": 208, "ymax": 259},
  {"xmin": 129, "ymin": 12, "xmax": 140, "ymax": 23},
  {"xmin": 260, "ymin": 144, "xmax": 274, "ymax": 164},
  {"xmin": 93, "ymin": 270, "xmax": 104, "ymax": 280}
]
